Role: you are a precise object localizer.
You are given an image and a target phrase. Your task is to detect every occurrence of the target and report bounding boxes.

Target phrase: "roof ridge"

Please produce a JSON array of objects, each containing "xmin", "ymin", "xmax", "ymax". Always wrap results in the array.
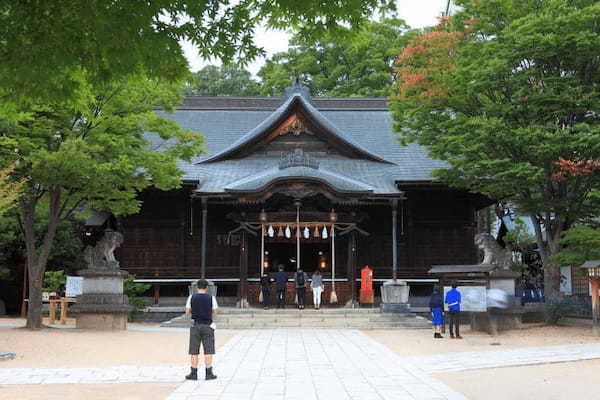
[{"xmin": 197, "ymin": 94, "xmax": 393, "ymax": 164}]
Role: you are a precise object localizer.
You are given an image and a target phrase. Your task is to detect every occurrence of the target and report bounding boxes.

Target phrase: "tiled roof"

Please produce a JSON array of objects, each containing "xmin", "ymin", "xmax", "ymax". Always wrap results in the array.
[
  {"xmin": 152, "ymin": 89, "xmax": 449, "ymax": 196},
  {"xmin": 224, "ymin": 165, "xmax": 375, "ymax": 193}
]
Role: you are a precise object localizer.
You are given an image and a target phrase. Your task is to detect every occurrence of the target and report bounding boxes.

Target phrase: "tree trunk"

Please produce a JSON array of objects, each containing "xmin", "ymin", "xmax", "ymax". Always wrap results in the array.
[
  {"xmin": 26, "ymin": 266, "xmax": 43, "ymax": 329},
  {"xmin": 21, "ymin": 189, "xmax": 62, "ymax": 329},
  {"xmin": 530, "ymin": 215, "xmax": 563, "ymax": 302},
  {"xmin": 544, "ymin": 234, "xmax": 563, "ymax": 302}
]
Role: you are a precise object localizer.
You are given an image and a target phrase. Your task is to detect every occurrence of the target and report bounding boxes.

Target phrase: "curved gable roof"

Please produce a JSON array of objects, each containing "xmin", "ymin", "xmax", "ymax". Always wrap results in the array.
[
  {"xmin": 224, "ymin": 165, "xmax": 374, "ymax": 194},
  {"xmin": 198, "ymin": 92, "xmax": 392, "ymax": 164}
]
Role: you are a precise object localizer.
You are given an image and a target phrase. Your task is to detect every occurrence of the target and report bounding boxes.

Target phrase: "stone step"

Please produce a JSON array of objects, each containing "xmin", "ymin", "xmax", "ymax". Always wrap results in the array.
[{"xmin": 161, "ymin": 312, "xmax": 430, "ymax": 329}]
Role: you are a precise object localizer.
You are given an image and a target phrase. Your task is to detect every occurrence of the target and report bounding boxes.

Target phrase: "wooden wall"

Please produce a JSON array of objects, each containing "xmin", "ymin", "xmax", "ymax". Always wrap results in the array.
[{"xmin": 118, "ymin": 187, "xmax": 478, "ymax": 281}]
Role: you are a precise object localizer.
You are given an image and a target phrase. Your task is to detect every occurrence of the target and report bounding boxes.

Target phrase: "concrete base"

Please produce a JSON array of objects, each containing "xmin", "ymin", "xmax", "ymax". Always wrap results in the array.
[
  {"xmin": 471, "ymin": 310, "xmax": 523, "ymax": 335},
  {"xmin": 380, "ymin": 303, "xmax": 411, "ymax": 314},
  {"xmin": 236, "ymin": 298, "xmax": 249, "ymax": 309},
  {"xmin": 76, "ymin": 313, "xmax": 128, "ymax": 330}
]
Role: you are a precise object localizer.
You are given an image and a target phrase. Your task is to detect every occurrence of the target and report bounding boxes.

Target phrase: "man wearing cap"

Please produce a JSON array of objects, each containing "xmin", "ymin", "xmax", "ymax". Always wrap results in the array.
[{"xmin": 185, "ymin": 279, "xmax": 218, "ymax": 381}]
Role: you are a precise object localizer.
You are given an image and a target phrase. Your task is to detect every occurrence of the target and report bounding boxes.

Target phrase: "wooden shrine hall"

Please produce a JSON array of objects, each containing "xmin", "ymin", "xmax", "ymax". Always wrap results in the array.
[{"xmin": 115, "ymin": 82, "xmax": 489, "ymax": 306}]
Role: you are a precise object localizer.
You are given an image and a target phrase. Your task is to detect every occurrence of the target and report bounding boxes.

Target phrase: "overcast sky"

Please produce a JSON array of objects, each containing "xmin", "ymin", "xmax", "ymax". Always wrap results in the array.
[{"xmin": 182, "ymin": 0, "xmax": 451, "ymax": 75}]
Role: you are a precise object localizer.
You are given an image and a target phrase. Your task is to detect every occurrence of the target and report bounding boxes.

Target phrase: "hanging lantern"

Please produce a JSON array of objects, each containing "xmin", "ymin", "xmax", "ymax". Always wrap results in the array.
[
  {"xmin": 285, "ymin": 226, "xmax": 291, "ymax": 238},
  {"xmin": 259, "ymin": 209, "xmax": 268, "ymax": 222},
  {"xmin": 329, "ymin": 209, "xmax": 338, "ymax": 222},
  {"xmin": 277, "ymin": 226, "xmax": 284, "ymax": 237},
  {"xmin": 313, "ymin": 226, "xmax": 320, "ymax": 238},
  {"xmin": 303, "ymin": 226, "xmax": 310, "ymax": 239},
  {"xmin": 268, "ymin": 225, "xmax": 275, "ymax": 237},
  {"xmin": 322, "ymin": 226, "xmax": 328, "ymax": 239}
]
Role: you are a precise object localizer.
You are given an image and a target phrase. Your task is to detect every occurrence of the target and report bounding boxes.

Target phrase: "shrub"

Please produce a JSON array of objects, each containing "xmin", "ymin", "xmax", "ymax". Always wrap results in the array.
[
  {"xmin": 544, "ymin": 299, "xmax": 586, "ymax": 325},
  {"xmin": 123, "ymin": 275, "xmax": 151, "ymax": 316},
  {"xmin": 43, "ymin": 270, "xmax": 66, "ymax": 294}
]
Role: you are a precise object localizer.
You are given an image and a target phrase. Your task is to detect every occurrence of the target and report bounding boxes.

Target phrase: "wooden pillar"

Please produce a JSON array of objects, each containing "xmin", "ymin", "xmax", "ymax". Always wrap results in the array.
[
  {"xmin": 392, "ymin": 199, "xmax": 398, "ymax": 280},
  {"xmin": 348, "ymin": 232, "xmax": 357, "ymax": 306},
  {"xmin": 153, "ymin": 284, "xmax": 160, "ymax": 305},
  {"xmin": 200, "ymin": 197, "xmax": 207, "ymax": 278},
  {"xmin": 592, "ymin": 279, "xmax": 599, "ymax": 334},
  {"xmin": 239, "ymin": 231, "xmax": 248, "ymax": 307}
]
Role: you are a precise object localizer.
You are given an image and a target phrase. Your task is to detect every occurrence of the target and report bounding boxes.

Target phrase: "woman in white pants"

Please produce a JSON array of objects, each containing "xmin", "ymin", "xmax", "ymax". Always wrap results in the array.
[{"xmin": 311, "ymin": 270, "xmax": 324, "ymax": 310}]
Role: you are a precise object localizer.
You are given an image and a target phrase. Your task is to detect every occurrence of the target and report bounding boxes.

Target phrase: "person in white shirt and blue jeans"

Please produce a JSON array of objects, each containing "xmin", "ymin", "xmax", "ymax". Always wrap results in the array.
[{"xmin": 185, "ymin": 279, "xmax": 219, "ymax": 380}]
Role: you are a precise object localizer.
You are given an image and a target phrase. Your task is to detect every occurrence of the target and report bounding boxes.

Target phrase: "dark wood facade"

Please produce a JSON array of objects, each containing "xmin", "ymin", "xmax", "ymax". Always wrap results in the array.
[{"xmin": 116, "ymin": 85, "xmax": 487, "ymax": 305}]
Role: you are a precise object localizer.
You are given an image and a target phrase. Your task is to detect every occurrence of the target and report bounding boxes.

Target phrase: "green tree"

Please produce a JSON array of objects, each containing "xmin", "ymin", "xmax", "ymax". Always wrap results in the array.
[
  {"xmin": 553, "ymin": 226, "xmax": 600, "ymax": 267},
  {"xmin": 0, "ymin": 73, "xmax": 203, "ymax": 329},
  {"xmin": 0, "ymin": 0, "xmax": 394, "ymax": 110},
  {"xmin": 258, "ymin": 18, "xmax": 413, "ymax": 97},
  {"xmin": 187, "ymin": 65, "xmax": 261, "ymax": 96},
  {"xmin": 391, "ymin": 0, "xmax": 600, "ymax": 300},
  {"xmin": 0, "ymin": 163, "xmax": 25, "ymax": 216}
]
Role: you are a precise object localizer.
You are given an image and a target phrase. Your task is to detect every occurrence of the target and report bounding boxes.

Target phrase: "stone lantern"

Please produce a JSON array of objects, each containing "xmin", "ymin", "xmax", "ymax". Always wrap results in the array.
[{"xmin": 580, "ymin": 260, "xmax": 600, "ymax": 335}]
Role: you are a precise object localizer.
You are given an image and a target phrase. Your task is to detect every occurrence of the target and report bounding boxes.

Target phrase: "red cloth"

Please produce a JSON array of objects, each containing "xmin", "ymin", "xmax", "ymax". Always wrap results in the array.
[{"xmin": 360, "ymin": 266, "xmax": 373, "ymax": 292}]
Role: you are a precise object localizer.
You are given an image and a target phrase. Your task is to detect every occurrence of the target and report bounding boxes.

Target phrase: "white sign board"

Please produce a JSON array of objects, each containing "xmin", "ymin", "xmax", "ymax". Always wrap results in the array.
[
  {"xmin": 65, "ymin": 276, "xmax": 83, "ymax": 298},
  {"xmin": 560, "ymin": 266, "xmax": 572, "ymax": 296},
  {"xmin": 444, "ymin": 286, "xmax": 487, "ymax": 312}
]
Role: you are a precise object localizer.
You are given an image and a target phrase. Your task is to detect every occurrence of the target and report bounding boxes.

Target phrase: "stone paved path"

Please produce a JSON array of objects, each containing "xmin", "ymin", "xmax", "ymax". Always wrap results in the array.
[
  {"xmin": 405, "ymin": 342, "xmax": 600, "ymax": 373},
  {"xmin": 166, "ymin": 329, "xmax": 468, "ymax": 400},
  {"xmin": 2, "ymin": 328, "xmax": 600, "ymax": 400}
]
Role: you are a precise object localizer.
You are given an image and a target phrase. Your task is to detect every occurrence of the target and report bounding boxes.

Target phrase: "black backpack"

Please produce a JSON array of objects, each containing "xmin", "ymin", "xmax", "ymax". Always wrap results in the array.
[{"xmin": 297, "ymin": 272, "xmax": 305, "ymax": 286}]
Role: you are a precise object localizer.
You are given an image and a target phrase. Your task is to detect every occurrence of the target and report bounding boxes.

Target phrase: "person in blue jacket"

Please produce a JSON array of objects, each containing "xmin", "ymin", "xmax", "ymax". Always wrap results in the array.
[
  {"xmin": 445, "ymin": 283, "xmax": 462, "ymax": 339},
  {"xmin": 429, "ymin": 286, "xmax": 444, "ymax": 338}
]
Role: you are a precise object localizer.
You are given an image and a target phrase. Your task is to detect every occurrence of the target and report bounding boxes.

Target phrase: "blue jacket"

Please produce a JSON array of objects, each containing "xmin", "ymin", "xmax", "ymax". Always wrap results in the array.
[{"xmin": 445, "ymin": 288, "xmax": 461, "ymax": 311}]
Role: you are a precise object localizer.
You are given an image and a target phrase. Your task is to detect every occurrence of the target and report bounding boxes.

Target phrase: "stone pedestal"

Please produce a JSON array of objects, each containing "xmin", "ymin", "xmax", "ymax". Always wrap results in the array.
[
  {"xmin": 71, "ymin": 268, "xmax": 132, "ymax": 330},
  {"xmin": 380, "ymin": 280, "xmax": 411, "ymax": 313}
]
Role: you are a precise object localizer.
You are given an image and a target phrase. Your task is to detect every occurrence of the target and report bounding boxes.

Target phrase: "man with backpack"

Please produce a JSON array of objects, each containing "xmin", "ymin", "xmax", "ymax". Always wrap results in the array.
[{"xmin": 295, "ymin": 268, "xmax": 308, "ymax": 310}]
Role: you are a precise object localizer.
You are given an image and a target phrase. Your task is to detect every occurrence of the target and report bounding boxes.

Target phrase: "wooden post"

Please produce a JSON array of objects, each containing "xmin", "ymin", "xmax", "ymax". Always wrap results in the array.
[
  {"xmin": 239, "ymin": 231, "xmax": 248, "ymax": 308},
  {"xmin": 296, "ymin": 203, "xmax": 300, "ymax": 270},
  {"xmin": 592, "ymin": 279, "xmax": 599, "ymax": 334},
  {"xmin": 330, "ymin": 224, "xmax": 337, "ymax": 303},
  {"xmin": 153, "ymin": 284, "xmax": 160, "ymax": 305},
  {"xmin": 348, "ymin": 232, "xmax": 357, "ymax": 306},
  {"xmin": 261, "ymin": 224, "xmax": 265, "ymax": 275},
  {"xmin": 392, "ymin": 199, "xmax": 398, "ymax": 280},
  {"xmin": 200, "ymin": 197, "xmax": 208, "ymax": 278}
]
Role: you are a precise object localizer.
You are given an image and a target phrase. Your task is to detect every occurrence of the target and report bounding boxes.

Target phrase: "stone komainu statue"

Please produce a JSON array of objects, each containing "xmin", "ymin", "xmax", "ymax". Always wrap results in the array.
[
  {"xmin": 474, "ymin": 233, "xmax": 512, "ymax": 270},
  {"xmin": 84, "ymin": 230, "xmax": 124, "ymax": 269}
]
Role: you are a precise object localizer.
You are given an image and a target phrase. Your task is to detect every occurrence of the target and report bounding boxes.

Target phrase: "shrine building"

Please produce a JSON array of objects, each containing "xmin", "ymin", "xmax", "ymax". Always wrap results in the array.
[{"xmin": 116, "ymin": 82, "xmax": 489, "ymax": 306}]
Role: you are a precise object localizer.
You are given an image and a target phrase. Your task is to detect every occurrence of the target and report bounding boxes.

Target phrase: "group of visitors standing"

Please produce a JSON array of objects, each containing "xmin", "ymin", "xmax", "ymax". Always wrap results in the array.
[
  {"xmin": 429, "ymin": 283, "xmax": 462, "ymax": 339},
  {"xmin": 260, "ymin": 265, "xmax": 325, "ymax": 310}
]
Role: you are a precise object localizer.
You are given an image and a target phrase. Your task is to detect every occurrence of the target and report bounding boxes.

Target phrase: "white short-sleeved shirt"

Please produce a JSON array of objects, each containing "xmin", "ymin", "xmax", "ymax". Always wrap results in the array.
[{"xmin": 186, "ymin": 294, "xmax": 219, "ymax": 329}]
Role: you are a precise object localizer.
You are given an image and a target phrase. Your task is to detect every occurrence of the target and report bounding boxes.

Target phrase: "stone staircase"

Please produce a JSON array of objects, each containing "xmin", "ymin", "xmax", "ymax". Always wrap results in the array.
[{"xmin": 160, "ymin": 307, "xmax": 430, "ymax": 329}]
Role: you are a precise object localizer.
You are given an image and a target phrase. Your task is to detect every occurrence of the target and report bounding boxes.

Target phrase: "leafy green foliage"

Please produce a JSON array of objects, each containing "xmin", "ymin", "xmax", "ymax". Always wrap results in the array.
[
  {"xmin": 187, "ymin": 65, "xmax": 261, "ymax": 96},
  {"xmin": 258, "ymin": 18, "xmax": 413, "ymax": 97},
  {"xmin": 0, "ymin": 72, "xmax": 203, "ymax": 328},
  {"xmin": 0, "ymin": 0, "xmax": 394, "ymax": 109},
  {"xmin": 504, "ymin": 218, "xmax": 536, "ymax": 251},
  {"xmin": 123, "ymin": 275, "xmax": 151, "ymax": 316},
  {"xmin": 0, "ymin": 163, "xmax": 25, "ymax": 216},
  {"xmin": 391, "ymin": 0, "xmax": 600, "ymax": 298},
  {"xmin": 42, "ymin": 270, "xmax": 66, "ymax": 294},
  {"xmin": 553, "ymin": 226, "xmax": 600, "ymax": 266}
]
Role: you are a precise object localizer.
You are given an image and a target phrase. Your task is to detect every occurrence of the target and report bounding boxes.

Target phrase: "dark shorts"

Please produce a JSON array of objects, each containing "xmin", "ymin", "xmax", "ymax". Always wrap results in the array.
[{"xmin": 189, "ymin": 324, "xmax": 215, "ymax": 355}]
